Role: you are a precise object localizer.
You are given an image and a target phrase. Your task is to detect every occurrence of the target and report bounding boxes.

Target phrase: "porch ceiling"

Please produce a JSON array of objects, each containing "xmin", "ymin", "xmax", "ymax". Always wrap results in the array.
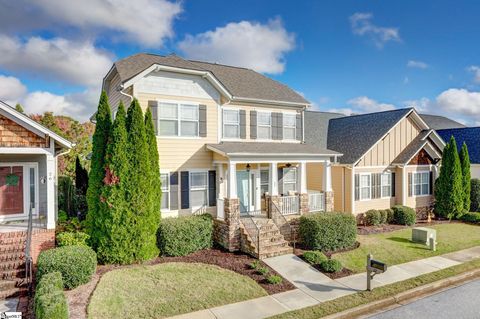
[{"xmin": 207, "ymin": 142, "xmax": 341, "ymax": 162}]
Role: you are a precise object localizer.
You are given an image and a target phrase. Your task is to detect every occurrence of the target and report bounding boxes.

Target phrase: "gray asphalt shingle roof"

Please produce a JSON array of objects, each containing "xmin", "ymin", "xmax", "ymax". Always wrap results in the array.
[
  {"xmin": 326, "ymin": 108, "xmax": 413, "ymax": 164},
  {"xmin": 207, "ymin": 142, "xmax": 340, "ymax": 157},
  {"xmin": 437, "ymin": 127, "xmax": 480, "ymax": 164},
  {"xmin": 420, "ymin": 114, "xmax": 465, "ymax": 130},
  {"xmin": 304, "ymin": 111, "xmax": 346, "ymax": 149},
  {"xmin": 113, "ymin": 53, "xmax": 309, "ymax": 105}
]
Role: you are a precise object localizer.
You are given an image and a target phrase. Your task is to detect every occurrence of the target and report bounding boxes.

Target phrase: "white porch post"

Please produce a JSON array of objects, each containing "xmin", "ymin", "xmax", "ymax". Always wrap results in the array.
[
  {"xmin": 298, "ymin": 161, "xmax": 307, "ymax": 194},
  {"xmin": 269, "ymin": 162, "xmax": 278, "ymax": 196},
  {"xmin": 322, "ymin": 160, "xmax": 332, "ymax": 192},
  {"xmin": 217, "ymin": 163, "xmax": 225, "ymax": 199},
  {"xmin": 227, "ymin": 161, "xmax": 237, "ymax": 199},
  {"xmin": 46, "ymin": 152, "xmax": 56, "ymax": 229}
]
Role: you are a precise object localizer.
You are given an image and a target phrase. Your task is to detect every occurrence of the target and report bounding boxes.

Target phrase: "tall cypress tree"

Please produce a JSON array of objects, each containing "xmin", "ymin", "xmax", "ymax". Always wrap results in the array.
[
  {"xmin": 97, "ymin": 102, "xmax": 135, "ymax": 264},
  {"xmin": 86, "ymin": 91, "xmax": 112, "ymax": 250},
  {"xmin": 75, "ymin": 156, "xmax": 89, "ymax": 195},
  {"xmin": 460, "ymin": 142, "xmax": 471, "ymax": 212},
  {"xmin": 126, "ymin": 99, "xmax": 159, "ymax": 261},
  {"xmin": 145, "ymin": 108, "xmax": 161, "ymax": 217}
]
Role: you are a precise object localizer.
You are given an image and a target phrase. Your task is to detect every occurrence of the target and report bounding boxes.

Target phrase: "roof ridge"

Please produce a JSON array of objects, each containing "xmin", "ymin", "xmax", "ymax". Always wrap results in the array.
[
  {"xmin": 331, "ymin": 107, "xmax": 413, "ymax": 121},
  {"xmin": 188, "ymin": 59, "xmax": 254, "ymax": 71},
  {"xmin": 437, "ymin": 126, "xmax": 478, "ymax": 131},
  {"xmin": 306, "ymin": 110, "xmax": 345, "ymax": 115}
]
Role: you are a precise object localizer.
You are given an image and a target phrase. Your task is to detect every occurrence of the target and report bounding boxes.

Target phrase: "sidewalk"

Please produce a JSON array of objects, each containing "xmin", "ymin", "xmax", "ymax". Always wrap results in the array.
[{"xmin": 169, "ymin": 246, "xmax": 480, "ymax": 319}]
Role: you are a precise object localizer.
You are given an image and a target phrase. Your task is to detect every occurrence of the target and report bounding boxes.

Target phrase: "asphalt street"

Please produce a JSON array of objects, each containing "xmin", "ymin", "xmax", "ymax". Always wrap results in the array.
[{"xmin": 367, "ymin": 279, "xmax": 480, "ymax": 319}]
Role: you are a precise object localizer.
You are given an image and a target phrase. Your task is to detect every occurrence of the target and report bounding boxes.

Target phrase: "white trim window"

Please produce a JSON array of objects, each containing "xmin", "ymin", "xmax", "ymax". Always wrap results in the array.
[
  {"xmin": 381, "ymin": 173, "xmax": 392, "ymax": 198},
  {"xmin": 190, "ymin": 171, "xmax": 208, "ymax": 208},
  {"xmin": 160, "ymin": 173, "xmax": 170, "ymax": 210},
  {"xmin": 283, "ymin": 167, "xmax": 297, "ymax": 195},
  {"xmin": 283, "ymin": 113, "xmax": 296, "ymax": 140},
  {"xmin": 159, "ymin": 102, "xmax": 199, "ymax": 137},
  {"xmin": 360, "ymin": 173, "xmax": 371, "ymax": 200},
  {"xmin": 223, "ymin": 109, "xmax": 240, "ymax": 139},
  {"xmin": 413, "ymin": 171, "xmax": 430, "ymax": 196},
  {"xmin": 260, "ymin": 169, "xmax": 269, "ymax": 196},
  {"xmin": 257, "ymin": 112, "xmax": 271, "ymax": 139}
]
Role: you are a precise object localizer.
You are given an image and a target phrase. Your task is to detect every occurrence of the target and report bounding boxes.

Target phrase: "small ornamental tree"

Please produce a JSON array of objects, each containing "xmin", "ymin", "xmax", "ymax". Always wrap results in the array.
[
  {"xmin": 435, "ymin": 136, "xmax": 464, "ymax": 219},
  {"xmin": 145, "ymin": 108, "xmax": 161, "ymax": 217},
  {"xmin": 75, "ymin": 156, "xmax": 89, "ymax": 195},
  {"xmin": 97, "ymin": 102, "xmax": 135, "ymax": 264},
  {"xmin": 86, "ymin": 91, "xmax": 112, "ymax": 250},
  {"xmin": 460, "ymin": 142, "xmax": 471, "ymax": 212},
  {"xmin": 126, "ymin": 99, "xmax": 159, "ymax": 261},
  {"xmin": 15, "ymin": 103, "xmax": 24, "ymax": 113}
]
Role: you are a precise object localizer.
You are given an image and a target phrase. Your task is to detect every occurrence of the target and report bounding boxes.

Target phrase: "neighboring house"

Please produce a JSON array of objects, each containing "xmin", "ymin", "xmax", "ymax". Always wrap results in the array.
[
  {"xmin": 0, "ymin": 100, "xmax": 72, "ymax": 263},
  {"xmin": 305, "ymin": 108, "xmax": 445, "ymax": 216},
  {"xmin": 437, "ymin": 127, "xmax": 480, "ymax": 178},
  {"xmin": 420, "ymin": 114, "xmax": 466, "ymax": 130},
  {"xmin": 102, "ymin": 53, "xmax": 340, "ymax": 257}
]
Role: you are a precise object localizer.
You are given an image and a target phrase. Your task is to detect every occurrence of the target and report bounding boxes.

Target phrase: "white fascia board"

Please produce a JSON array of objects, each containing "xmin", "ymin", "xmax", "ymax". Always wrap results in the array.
[{"xmin": 231, "ymin": 96, "xmax": 310, "ymax": 108}]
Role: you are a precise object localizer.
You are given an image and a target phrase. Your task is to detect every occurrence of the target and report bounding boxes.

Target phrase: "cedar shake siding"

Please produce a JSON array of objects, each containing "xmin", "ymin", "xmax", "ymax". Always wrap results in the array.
[{"xmin": 0, "ymin": 115, "xmax": 47, "ymax": 147}]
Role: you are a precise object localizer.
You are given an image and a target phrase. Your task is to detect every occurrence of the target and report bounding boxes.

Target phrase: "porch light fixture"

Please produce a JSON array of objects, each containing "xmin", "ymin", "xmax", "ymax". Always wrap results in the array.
[
  {"xmin": 285, "ymin": 163, "xmax": 292, "ymax": 168},
  {"xmin": 246, "ymin": 164, "xmax": 251, "ymax": 172}
]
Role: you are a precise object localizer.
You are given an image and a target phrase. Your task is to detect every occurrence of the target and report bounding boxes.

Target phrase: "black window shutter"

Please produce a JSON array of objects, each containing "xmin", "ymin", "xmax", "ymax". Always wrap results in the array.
[
  {"xmin": 408, "ymin": 173, "xmax": 413, "ymax": 197},
  {"xmin": 239, "ymin": 110, "xmax": 246, "ymax": 139},
  {"xmin": 296, "ymin": 113, "xmax": 302, "ymax": 141},
  {"xmin": 250, "ymin": 110, "xmax": 257, "ymax": 139},
  {"xmin": 170, "ymin": 172, "xmax": 178, "ymax": 185},
  {"xmin": 181, "ymin": 171, "xmax": 189, "ymax": 209},
  {"xmin": 429, "ymin": 171, "xmax": 433, "ymax": 195},
  {"xmin": 208, "ymin": 170, "xmax": 216, "ymax": 206},
  {"xmin": 391, "ymin": 172, "xmax": 396, "ymax": 197},
  {"xmin": 278, "ymin": 168, "xmax": 284, "ymax": 195},
  {"xmin": 354, "ymin": 174, "xmax": 360, "ymax": 201},
  {"xmin": 277, "ymin": 113, "xmax": 283, "ymax": 140},
  {"xmin": 199, "ymin": 104, "xmax": 207, "ymax": 137},
  {"xmin": 148, "ymin": 100, "xmax": 159, "ymax": 135}
]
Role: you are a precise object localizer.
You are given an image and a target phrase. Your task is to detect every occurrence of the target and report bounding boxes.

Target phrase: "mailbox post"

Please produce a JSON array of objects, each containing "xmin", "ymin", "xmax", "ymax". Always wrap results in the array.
[{"xmin": 366, "ymin": 254, "xmax": 387, "ymax": 291}]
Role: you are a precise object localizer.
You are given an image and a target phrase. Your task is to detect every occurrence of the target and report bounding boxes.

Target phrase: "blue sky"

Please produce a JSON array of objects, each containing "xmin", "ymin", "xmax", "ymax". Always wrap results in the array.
[{"xmin": 0, "ymin": 0, "xmax": 479, "ymax": 123}]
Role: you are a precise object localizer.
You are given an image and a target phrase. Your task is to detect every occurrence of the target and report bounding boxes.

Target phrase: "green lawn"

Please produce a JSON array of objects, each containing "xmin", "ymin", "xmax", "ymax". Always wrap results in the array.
[
  {"xmin": 88, "ymin": 262, "xmax": 267, "ymax": 319},
  {"xmin": 334, "ymin": 223, "xmax": 480, "ymax": 273}
]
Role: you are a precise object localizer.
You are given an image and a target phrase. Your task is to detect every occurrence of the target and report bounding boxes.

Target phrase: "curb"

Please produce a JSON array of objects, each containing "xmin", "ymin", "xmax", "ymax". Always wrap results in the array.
[{"xmin": 322, "ymin": 268, "xmax": 480, "ymax": 319}]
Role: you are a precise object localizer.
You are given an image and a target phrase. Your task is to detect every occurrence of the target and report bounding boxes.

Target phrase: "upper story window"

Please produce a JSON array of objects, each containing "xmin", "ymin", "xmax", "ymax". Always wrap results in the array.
[
  {"xmin": 257, "ymin": 112, "xmax": 271, "ymax": 139},
  {"xmin": 223, "ymin": 109, "xmax": 240, "ymax": 139},
  {"xmin": 159, "ymin": 102, "xmax": 199, "ymax": 137},
  {"xmin": 283, "ymin": 114, "xmax": 296, "ymax": 140}
]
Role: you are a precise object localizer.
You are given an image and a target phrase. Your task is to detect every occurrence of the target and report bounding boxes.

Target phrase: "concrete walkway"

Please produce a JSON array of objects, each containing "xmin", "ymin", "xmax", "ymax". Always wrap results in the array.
[
  {"xmin": 169, "ymin": 246, "xmax": 480, "ymax": 319},
  {"xmin": 0, "ymin": 297, "xmax": 18, "ymax": 313}
]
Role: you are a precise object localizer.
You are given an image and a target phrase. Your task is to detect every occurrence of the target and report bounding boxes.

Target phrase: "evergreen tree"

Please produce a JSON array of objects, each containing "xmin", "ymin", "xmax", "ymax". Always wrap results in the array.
[
  {"xmin": 126, "ymin": 99, "xmax": 159, "ymax": 261},
  {"xmin": 96, "ymin": 103, "xmax": 135, "ymax": 264},
  {"xmin": 145, "ymin": 108, "xmax": 161, "ymax": 217},
  {"xmin": 75, "ymin": 156, "xmax": 89, "ymax": 195},
  {"xmin": 460, "ymin": 142, "xmax": 471, "ymax": 212},
  {"xmin": 15, "ymin": 103, "xmax": 24, "ymax": 113},
  {"xmin": 86, "ymin": 91, "xmax": 112, "ymax": 250},
  {"xmin": 435, "ymin": 136, "xmax": 463, "ymax": 219}
]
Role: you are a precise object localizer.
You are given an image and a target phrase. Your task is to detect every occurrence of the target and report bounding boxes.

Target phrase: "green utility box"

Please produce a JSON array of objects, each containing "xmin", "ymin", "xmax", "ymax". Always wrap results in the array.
[{"xmin": 412, "ymin": 227, "xmax": 436, "ymax": 245}]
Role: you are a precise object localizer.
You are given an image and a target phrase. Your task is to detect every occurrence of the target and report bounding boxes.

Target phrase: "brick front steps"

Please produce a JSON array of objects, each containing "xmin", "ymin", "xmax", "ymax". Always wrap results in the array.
[{"xmin": 0, "ymin": 231, "xmax": 27, "ymax": 300}]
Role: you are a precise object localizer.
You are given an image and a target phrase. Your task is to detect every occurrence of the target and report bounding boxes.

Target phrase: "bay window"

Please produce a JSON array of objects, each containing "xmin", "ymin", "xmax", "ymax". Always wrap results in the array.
[
  {"xmin": 257, "ymin": 112, "xmax": 271, "ymax": 139},
  {"xmin": 223, "ymin": 109, "xmax": 240, "ymax": 138},
  {"xmin": 283, "ymin": 114, "xmax": 296, "ymax": 140},
  {"xmin": 158, "ymin": 102, "xmax": 199, "ymax": 137}
]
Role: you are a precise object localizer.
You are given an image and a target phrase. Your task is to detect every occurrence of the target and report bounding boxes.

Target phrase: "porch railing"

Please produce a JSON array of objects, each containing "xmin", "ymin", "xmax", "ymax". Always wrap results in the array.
[
  {"xmin": 239, "ymin": 214, "xmax": 261, "ymax": 257},
  {"xmin": 279, "ymin": 195, "xmax": 300, "ymax": 215},
  {"xmin": 270, "ymin": 201, "xmax": 296, "ymax": 250},
  {"xmin": 308, "ymin": 192, "xmax": 325, "ymax": 212},
  {"xmin": 217, "ymin": 198, "xmax": 224, "ymax": 220},
  {"xmin": 24, "ymin": 203, "xmax": 34, "ymax": 295}
]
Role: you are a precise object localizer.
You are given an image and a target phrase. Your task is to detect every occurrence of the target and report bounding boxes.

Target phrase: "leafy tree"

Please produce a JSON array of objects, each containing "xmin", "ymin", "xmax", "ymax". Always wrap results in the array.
[
  {"xmin": 435, "ymin": 136, "xmax": 464, "ymax": 219},
  {"xmin": 96, "ymin": 102, "xmax": 135, "ymax": 264},
  {"xmin": 460, "ymin": 142, "xmax": 471, "ymax": 212},
  {"xmin": 75, "ymin": 156, "xmax": 89, "ymax": 195},
  {"xmin": 126, "ymin": 99, "xmax": 159, "ymax": 261},
  {"xmin": 145, "ymin": 108, "xmax": 161, "ymax": 217},
  {"xmin": 15, "ymin": 103, "xmax": 24, "ymax": 113},
  {"xmin": 86, "ymin": 91, "xmax": 112, "ymax": 250}
]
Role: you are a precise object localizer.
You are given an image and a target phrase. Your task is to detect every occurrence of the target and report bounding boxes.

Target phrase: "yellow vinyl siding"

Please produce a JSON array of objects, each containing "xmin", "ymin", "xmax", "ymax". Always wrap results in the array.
[
  {"xmin": 357, "ymin": 115, "xmax": 421, "ymax": 166},
  {"xmin": 306, "ymin": 163, "xmax": 323, "ymax": 191},
  {"xmin": 405, "ymin": 165, "xmax": 434, "ymax": 208},
  {"xmin": 331, "ymin": 166, "xmax": 345, "ymax": 212},
  {"xmin": 344, "ymin": 167, "xmax": 352, "ymax": 213}
]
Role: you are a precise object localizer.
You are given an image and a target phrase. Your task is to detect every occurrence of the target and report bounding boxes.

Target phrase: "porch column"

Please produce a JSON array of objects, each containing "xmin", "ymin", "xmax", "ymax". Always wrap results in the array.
[
  {"xmin": 297, "ymin": 161, "xmax": 307, "ymax": 193},
  {"xmin": 269, "ymin": 162, "xmax": 278, "ymax": 196},
  {"xmin": 217, "ymin": 163, "xmax": 225, "ymax": 199},
  {"xmin": 227, "ymin": 161, "xmax": 237, "ymax": 199},
  {"xmin": 322, "ymin": 160, "xmax": 334, "ymax": 212},
  {"xmin": 46, "ymin": 153, "xmax": 56, "ymax": 229}
]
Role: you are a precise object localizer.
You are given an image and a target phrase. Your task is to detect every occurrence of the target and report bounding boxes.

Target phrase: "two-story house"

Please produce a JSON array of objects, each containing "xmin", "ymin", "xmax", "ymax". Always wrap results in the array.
[{"xmin": 102, "ymin": 53, "xmax": 340, "ymax": 258}]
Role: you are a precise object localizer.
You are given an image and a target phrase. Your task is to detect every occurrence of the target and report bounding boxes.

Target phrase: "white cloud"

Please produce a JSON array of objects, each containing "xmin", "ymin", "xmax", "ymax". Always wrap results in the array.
[
  {"xmin": 0, "ymin": 35, "xmax": 113, "ymax": 87},
  {"xmin": 350, "ymin": 12, "xmax": 401, "ymax": 48},
  {"xmin": 407, "ymin": 60, "xmax": 428, "ymax": 69},
  {"xmin": 178, "ymin": 18, "xmax": 295, "ymax": 74},
  {"xmin": 467, "ymin": 65, "xmax": 480, "ymax": 83},
  {"xmin": 403, "ymin": 97, "xmax": 431, "ymax": 112},
  {"xmin": 0, "ymin": 75, "xmax": 27, "ymax": 104},
  {"xmin": 347, "ymin": 96, "xmax": 396, "ymax": 112},
  {"xmin": 436, "ymin": 88, "xmax": 480, "ymax": 117},
  {"xmin": 0, "ymin": 0, "xmax": 182, "ymax": 47}
]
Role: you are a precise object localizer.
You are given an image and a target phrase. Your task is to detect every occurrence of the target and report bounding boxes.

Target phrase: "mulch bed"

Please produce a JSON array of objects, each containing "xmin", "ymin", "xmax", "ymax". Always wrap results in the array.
[
  {"xmin": 357, "ymin": 219, "xmax": 456, "ymax": 235},
  {"xmin": 154, "ymin": 248, "xmax": 295, "ymax": 294}
]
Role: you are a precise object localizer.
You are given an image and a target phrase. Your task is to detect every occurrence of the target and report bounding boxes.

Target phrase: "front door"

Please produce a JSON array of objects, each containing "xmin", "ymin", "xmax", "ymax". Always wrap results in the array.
[
  {"xmin": 237, "ymin": 170, "xmax": 260, "ymax": 214},
  {"xmin": 0, "ymin": 166, "xmax": 24, "ymax": 215}
]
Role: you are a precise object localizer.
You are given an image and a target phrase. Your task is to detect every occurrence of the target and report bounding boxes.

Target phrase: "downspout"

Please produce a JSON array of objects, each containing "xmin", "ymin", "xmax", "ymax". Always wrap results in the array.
[
  {"xmin": 119, "ymin": 85, "xmax": 134, "ymax": 104},
  {"xmin": 302, "ymin": 106, "xmax": 306, "ymax": 143}
]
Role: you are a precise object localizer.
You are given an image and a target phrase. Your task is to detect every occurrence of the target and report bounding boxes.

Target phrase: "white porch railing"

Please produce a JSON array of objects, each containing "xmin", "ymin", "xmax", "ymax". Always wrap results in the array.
[
  {"xmin": 308, "ymin": 192, "xmax": 325, "ymax": 212},
  {"xmin": 217, "ymin": 198, "xmax": 224, "ymax": 220},
  {"xmin": 280, "ymin": 195, "xmax": 300, "ymax": 215}
]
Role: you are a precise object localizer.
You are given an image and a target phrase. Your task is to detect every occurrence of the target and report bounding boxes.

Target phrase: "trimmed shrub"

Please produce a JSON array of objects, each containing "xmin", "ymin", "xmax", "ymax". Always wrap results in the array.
[
  {"xmin": 157, "ymin": 214, "xmax": 213, "ymax": 257},
  {"xmin": 385, "ymin": 209, "xmax": 395, "ymax": 224},
  {"xmin": 267, "ymin": 275, "xmax": 283, "ymax": 285},
  {"xmin": 56, "ymin": 231, "xmax": 89, "ymax": 247},
  {"xmin": 303, "ymin": 251, "xmax": 328, "ymax": 265},
  {"xmin": 37, "ymin": 246, "xmax": 97, "ymax": 289},
  {"xmin": 471, "ymin": 179, "xmax": 480, "ymax": 212},
  {"xmin": 299, "ymin": 212, "xmax": 357, "ymax": 252},
  {"xmin": 461, "ymin": 212, "xmax": 480, "ymax": 223},
  {"xmin": 35, "ymin": 272, "xmax": 68, "ymax": 319},
  {"xmin": 392, "ymin": 205, "xmax": 416, "ymax": 226},
  {"xmin": 365, "ymin": 210, "xmax": 381, "ymax": 226},
  {"xmin": 320, "ymin": 259, "xmax": 342, "ymax": 273},
  {"xmin": 379, "ymin": 210, "xmax": 388, "ymax": 224}
]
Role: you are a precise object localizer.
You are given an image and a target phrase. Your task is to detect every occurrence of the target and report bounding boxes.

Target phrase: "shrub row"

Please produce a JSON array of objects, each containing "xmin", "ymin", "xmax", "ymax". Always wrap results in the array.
[
  {"xmin": 34, "ymin": 272, "xmax": 68, "ymax": 319},
  {"xmin": 299, "ymin": 212, "xmax": 357, "ymax": 252},
  {"xmin": 392, "ymin": 205, "xmax": 416, "ymax": 226},
  {"xmin": 37, "ymin": 245, "xmax": 97, "ymax": 289},
  {"xmin": 364, "ymin": 209, "xmax": 393, "ymax": 226},
  {"xmin": 461, "ymin": 212, "xmax": 480, "ymax": 223},
  {"xmin": 157, "ymin": 214, "xmax": 213, "ymax": 257}
]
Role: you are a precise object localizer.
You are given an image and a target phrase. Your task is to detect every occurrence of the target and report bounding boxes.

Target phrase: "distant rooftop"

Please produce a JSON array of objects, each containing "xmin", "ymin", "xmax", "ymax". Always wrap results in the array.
[
  {"xmin": 420, "ymin": 114, "xmax": 466, "ymax": 130},
  {"xmin": 437, "ymin": 127, "xmax": 480, "ymax": 164}
]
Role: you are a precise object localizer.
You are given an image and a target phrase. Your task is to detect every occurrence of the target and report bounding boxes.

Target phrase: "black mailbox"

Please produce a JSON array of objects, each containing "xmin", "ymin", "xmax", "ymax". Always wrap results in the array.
[{"xmin": 370, "ymin": 259, "xmax": 387, "ymax": 273}]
